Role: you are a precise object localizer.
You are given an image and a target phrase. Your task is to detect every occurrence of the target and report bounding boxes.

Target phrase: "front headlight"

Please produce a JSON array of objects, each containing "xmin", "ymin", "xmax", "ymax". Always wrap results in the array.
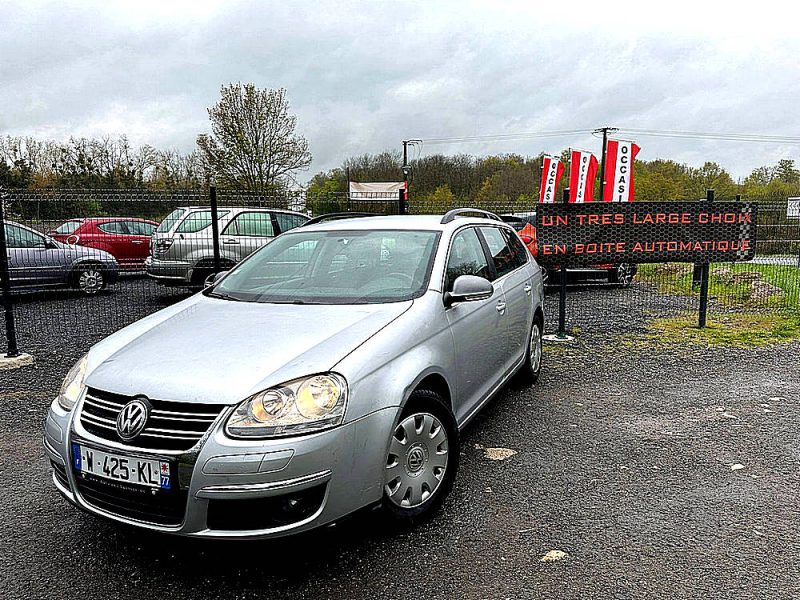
[
  {"xmin": 57, "ymin": 355, "xmax": 88, "ymax": 411},
  {"xmin": 226, "ymin": 373, "xmax": 348, "ymax": 439}
]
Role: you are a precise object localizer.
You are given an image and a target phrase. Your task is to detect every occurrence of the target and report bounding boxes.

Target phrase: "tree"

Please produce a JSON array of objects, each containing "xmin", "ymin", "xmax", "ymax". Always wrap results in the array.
[{"xmin": 196, "ymin": 84, "xmax": 311, "ymax": 192}]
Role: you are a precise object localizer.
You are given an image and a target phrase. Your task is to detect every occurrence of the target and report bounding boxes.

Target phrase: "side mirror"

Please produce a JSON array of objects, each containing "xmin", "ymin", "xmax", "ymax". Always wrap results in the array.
[
  {"xmin": 45, "ymin": 238, "xmax": 59, "ymax": 249},
  {"xmin": 444, "ymin": 275, "xmax": 494, "ymax": 307},
  {"xmin": 204, "ymin": 270, "xmax": 229, "ymax": 288}
]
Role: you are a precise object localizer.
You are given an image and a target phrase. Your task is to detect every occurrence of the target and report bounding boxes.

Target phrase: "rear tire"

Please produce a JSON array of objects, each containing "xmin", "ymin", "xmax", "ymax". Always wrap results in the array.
[
  {"xmin": 382, "ymin": 389, "xmax": 459, "ymax": 523},
  {"xmin": 517, "ymin": 314, "xmax": 543, "ymax": 384}
]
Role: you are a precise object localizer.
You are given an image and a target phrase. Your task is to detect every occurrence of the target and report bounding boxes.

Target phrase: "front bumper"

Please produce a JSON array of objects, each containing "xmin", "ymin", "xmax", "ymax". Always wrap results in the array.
[
  {"xmin": 145, "ymin": 256, "xmax": 192, "ymax": 284},
  {"xmin": 44, "ymin": 397, "xmax": 397, "ymax": 539}
]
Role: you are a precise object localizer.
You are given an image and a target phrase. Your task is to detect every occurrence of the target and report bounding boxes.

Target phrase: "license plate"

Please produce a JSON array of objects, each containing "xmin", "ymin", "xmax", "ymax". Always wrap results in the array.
[{"xmin": 72, "ymin": 443, "xmax": 171, "ymax": 489}]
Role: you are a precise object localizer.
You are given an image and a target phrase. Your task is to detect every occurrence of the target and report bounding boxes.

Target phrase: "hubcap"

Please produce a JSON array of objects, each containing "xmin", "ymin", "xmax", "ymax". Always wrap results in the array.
[
  {"xmin": 385, "ymin": 412, "xmax": 448, "ymax": 508},
  {"xmin": 530, "ymin": 323, "xmax": 542, "ymax": 373},
  {"xmin": 79, "ymin": 270, "xmax": 103, "ymax": 294}
]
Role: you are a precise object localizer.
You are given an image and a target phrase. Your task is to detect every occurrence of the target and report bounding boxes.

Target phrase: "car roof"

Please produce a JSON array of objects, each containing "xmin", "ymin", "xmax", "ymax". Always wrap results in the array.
[
  {"xmin": 82, "ymin": 217, "xmax": 159, "ymax": 224},
  {"xmin": 175, "ymin": 206, "xmax": 307, "ymax": 216},
  {"xmin": 297, "ymin": 214, "xmax": 512, "ymax": 233}
]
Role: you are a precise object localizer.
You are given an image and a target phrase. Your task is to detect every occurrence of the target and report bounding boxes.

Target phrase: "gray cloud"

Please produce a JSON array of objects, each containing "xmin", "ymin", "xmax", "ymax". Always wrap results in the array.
[{"xmin": 2, "ymin": 0, "xmax": 799, "ymax": 181}]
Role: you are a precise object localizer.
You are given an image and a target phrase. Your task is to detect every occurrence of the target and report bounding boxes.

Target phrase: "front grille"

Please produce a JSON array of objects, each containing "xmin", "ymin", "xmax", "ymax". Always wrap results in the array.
[
  {"xmin": 80, "ymin": 387, "xmax": 226, "ymax": 452},
  {"xmin": 74, "ymin": 472, "xmax": 188, "ymax": 526}
]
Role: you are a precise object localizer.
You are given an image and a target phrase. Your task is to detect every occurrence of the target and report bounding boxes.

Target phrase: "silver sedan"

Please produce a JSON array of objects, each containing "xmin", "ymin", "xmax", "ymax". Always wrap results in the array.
[{"xmin": 44, "ymin": 209, "xmax": 545, "ymax": 538}]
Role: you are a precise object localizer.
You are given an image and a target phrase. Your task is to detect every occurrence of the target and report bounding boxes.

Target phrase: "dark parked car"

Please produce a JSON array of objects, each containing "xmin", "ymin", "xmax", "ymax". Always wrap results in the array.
[
  {"xmin": 3, "ymin": 221, "xmax": 119, "ymax": 295},
  {"xmin": 501, "ymin": 211, "xmax": 637, "ymax": 287},
  {"xmin": 49, "ymin": 218, "xmax": 158, "ymax": 270}
]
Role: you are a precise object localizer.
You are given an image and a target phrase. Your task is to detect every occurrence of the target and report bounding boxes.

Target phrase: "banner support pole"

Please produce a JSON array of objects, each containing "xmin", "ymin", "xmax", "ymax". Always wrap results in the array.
[
  {"xmin": 545, "ymin": 187, "xmax": 575, "ymax": 343},
  {"xmin": 697, "ymin": 189, "xmax": 714, "ymax": 329}
]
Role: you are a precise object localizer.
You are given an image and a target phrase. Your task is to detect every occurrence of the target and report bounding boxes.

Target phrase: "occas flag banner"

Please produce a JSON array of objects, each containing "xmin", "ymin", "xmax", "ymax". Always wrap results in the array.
[
  {"xmin": 568, "ymin": 150, "xmax": 598, "ymax": 204},
  {"xmin": 603, "ymin": 140, "xmax": 640, "ymax": 202},
  {"xmin": 539, "ymin": 155, "xmax": 564, "ymax": 204}
]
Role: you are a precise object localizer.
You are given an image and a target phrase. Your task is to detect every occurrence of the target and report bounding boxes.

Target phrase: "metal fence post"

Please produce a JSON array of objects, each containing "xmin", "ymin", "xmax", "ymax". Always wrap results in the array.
[
  {"xmin": 209, "ymin": 185, "xmax": 221, "ymax": 273},
  {"xmin": 0, "ymin": 192, "xmax": 21, "ymax": 357},
  {"xmin": 698, "ymin": 188, "xmax": 714, "ymax": 328}
]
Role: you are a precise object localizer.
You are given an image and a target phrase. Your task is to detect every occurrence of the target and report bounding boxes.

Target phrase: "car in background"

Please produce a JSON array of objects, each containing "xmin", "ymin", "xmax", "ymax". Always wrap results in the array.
[
  {"xmin": 49, "ymin": 218, "xmax": 158, "ymax": 270},
  {"xmin": 146, "ymin": 206, "xmax": 309, "ymax": 287},
  {"xmin": 44, "ymin": 209, "xmax": 544, "ymax": 538},
  {"xmin": 3, "ymin": 221, "xmax": 119, "ymax": 295},
  {"xmin": 501, "ymin": 211, "xmax": 637, "ymax": 287}
]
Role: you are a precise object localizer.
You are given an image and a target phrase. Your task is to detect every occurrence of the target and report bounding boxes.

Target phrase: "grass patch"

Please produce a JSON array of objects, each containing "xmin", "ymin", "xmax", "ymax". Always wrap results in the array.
[
  {"xmin": 638, "ymin": 262, "xmax": 800, "ymax": 308},
  {"xmin": 648, "ymin": 312, "xmax": 800, "ymax": 347}
]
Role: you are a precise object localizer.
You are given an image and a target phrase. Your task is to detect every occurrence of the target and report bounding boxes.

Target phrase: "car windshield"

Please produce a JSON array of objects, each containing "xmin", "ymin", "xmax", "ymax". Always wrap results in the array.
[
  {"xmin": 211, "ymin": 229, "xmax": 440, "ymax": 304},
  {"xmin": 156, "ymin": 209, "xmax": 186, "ymax": 233},
  {"xmin": 54, "ymin": 221, "xmax": 81, "ymax": 234}
]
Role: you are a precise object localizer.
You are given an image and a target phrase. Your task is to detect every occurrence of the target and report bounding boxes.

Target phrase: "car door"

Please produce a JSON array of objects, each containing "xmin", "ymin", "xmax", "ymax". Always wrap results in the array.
[
  {"xmin": 479, "ymin": 226, "xmax": 534, "ymax": 374},
  {"xmin": 443, "ymin": 226, "xmax": 508, "ymax": 423},
  {"xmin": 124, "ymin": 220, "xmax": 155, "ymax": 265},
  {"xmin": 95, "ymin": 221, "xmax": 129, "ymax": 264},
  {"xmin": 4, "ymin": 223, "xmax": 63, "ymax": 286},
  {"xmin": 221, "ymin": 211, "xmax": 276, "ymax": 261}
]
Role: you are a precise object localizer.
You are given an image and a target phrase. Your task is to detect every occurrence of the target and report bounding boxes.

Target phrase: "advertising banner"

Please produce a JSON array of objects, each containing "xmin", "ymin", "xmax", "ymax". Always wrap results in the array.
[
  {"xmin": 539, "ymin": 155, "xmax": 565, "ymax": 204},
  {"xmin": 536, "ymin": 201, "xmax": 757, "ymax": 266},
  {"xmin": 568, "ymin": 150, "xmax": 598, "ymax": 204},
  {"xmin": 602, "ymin": 140, "xmax": 641, "ymax": 202}
]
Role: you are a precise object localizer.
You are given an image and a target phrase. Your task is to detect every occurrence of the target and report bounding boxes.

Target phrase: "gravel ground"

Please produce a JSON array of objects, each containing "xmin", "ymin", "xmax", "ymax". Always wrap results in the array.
[{"xmin": 1, "ymin": 280, "xmax": 799, "ymax": 599}]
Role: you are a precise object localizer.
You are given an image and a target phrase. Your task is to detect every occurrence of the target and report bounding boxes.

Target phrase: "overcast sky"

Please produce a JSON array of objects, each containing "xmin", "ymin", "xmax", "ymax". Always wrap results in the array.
[{"xmin": 3, "ymin": 0, "xmax": 799, "ymax": 181}]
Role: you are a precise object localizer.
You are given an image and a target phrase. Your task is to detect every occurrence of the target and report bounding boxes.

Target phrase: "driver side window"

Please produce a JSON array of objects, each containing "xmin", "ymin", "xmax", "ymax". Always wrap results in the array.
[{"xmin": 445, "ymin": 228, "xmax": 490, "ymax": 291}]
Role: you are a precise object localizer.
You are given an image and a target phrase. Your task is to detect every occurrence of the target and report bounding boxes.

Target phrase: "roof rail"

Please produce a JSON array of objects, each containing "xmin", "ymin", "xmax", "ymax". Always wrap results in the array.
[
  {"xmin": 301, "ymin": 212, "xmax": 378, "ymax": 227},
  {"xmin": 440, "ymin": 208, "xmax": 503, "ymax": 224}
]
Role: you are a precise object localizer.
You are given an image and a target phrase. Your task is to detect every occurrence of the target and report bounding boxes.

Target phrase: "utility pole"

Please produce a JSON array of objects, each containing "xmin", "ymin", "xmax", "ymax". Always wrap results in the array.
[
  {"xmin": 401, "ymin": 140, "xmax": 421, "ymax": 215},
  {"xmin": 595, "ymin": 126, "xmax": 618, "ymax": 201}
]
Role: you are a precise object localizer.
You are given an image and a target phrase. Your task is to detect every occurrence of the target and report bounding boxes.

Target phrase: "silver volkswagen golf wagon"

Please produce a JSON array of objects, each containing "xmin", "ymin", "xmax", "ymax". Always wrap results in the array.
[{"xmin": 44, "ymin": 209, "xmax": 545, "ymax": 538}]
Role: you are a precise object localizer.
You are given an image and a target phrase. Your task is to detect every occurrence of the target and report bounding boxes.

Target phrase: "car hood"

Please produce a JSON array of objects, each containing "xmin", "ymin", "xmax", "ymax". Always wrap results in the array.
[
  {"xmin": 85, "ymin": 294, "xmax": 412, "ymax": 405},
  {"xmin": 53, "ymin": 239, "xmax": 116, "ymax": 262}
]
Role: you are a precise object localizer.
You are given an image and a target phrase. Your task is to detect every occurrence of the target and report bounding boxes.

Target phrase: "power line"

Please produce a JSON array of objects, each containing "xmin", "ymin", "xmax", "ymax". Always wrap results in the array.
[{"xmin": 415, "ymin": 127, "xmax": 800, "ymax": 147}]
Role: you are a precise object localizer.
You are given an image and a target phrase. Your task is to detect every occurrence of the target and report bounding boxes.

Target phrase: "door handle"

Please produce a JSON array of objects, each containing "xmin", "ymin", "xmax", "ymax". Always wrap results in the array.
[
  {"xmin": 495, "ymin": 302, "xmax": 506, "ymax": 314},
  {"xmin": 131, "ymin": 240, "xmax": 144, "ymax": 244},
  {"xmin": 222, "ymin": 238, "xmax": 239, "ymax": 245},
  {"xmin": 524, "ymin": 284, "xmax": 532, "ymax": 295}
]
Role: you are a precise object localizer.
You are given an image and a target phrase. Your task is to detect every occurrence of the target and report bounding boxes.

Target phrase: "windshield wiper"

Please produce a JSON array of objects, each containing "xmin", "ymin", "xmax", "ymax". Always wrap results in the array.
[{"xmin": 206, "ymin": 290, "xmax": 242, "ymax": 302}]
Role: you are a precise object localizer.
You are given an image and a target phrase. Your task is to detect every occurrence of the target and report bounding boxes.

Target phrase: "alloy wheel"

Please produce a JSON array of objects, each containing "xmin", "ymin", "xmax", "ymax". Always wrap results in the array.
[
  {"xmin": 529, "ymin": 322, "xmax": 542, "ymax": 374},
  {"xmin": 78, "ymin": 269, "xmax": 104, "ymax": 295},
  {"xmin": 385, "ymin": 412, "xmax": 449, "ymax": 508}
]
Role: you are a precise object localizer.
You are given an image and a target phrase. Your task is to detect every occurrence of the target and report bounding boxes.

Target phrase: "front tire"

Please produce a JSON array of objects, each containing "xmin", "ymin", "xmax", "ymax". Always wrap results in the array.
[
  {"xmin": 610, "ymin": 263, "xmax": 636, "ymax": 287},
  {"xmin": 382, "ymin": 389, "xmax": 459, "ymax": 522},
  {"xmin": 73, "ymin": 264, "xmax": 106, "ymax": 295}
]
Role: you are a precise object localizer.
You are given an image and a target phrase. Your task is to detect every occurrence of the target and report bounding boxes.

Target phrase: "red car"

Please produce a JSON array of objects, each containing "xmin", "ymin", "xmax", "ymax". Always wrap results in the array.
[{"xmin": 50, "ymin": 217, "xmax": 158, "ymax": 270}]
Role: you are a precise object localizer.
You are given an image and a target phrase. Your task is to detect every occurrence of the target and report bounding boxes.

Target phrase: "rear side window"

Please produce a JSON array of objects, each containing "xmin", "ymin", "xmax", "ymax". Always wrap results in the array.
[
  {"xmin": 445, "ymin": 228, "xmax": 491, "ymax": 291},
  {"xmin": 275, "ymin": 213, "xmax": 308, "ymax": 234},
  {"xmin": 479, "ymin": 227, "xmax": 517, "ymax": 279},
  {"xmin": 98, "ymin": 222, "xmax": 128, "ymax": 234},
  {"xmin": 126, "ymin": 221, "xmax": 156, "ymax": 235},
  {"xmin": 55, "ymin": 221, "xmax": 81, "ymax": 234},
  {"xmin": 176, "ymin": 210, "xmax": 229, "ymax": 234},
  {"xmin": 225, "ymin": 212, "xmax": 275, "ymax": 237},
  {"xmin": 502, "ymin": 229, "xmax": 529, "ymax": 269}
]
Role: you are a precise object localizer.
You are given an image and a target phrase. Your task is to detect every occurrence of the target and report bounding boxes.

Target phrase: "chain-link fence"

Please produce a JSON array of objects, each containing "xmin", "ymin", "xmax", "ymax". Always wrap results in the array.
[{"xmin": 1, "ymin": 188, "xmax": 798, "ymax": 354}]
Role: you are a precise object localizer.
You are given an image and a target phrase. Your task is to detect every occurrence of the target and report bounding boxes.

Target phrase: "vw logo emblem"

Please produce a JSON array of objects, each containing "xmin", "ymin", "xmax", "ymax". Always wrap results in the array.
[
  {"xmin": 407, "ymin": 446, "xmax": 426, "ymax": 473},
  {"xmin": 116, "ymin": 398, "xmax": 150, "ymax": 441}
]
